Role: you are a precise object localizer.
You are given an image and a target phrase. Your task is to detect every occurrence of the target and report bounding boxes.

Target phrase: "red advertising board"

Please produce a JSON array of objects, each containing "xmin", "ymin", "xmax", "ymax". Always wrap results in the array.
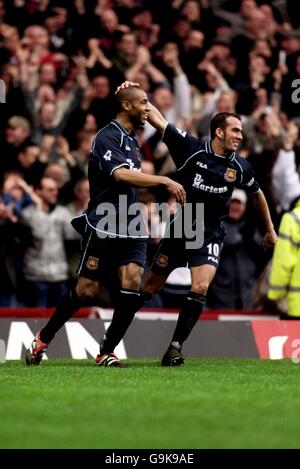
[{"xmin": 251, "ymin": 321, "xmax": 300, "ymax": 360}]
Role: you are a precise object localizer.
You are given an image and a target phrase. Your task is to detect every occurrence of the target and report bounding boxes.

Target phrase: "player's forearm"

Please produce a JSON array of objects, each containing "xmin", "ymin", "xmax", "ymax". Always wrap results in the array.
[
  {"xmin": 147, "ymin": 103, "xmax": 168, "ymax": 133},
  {"xmin": 113, "ymin": 167, "xmax": 168, "ymax": 188},
  {"xmin": 251, "ymin": 190, "xmax": 274, "ymax": 231}
]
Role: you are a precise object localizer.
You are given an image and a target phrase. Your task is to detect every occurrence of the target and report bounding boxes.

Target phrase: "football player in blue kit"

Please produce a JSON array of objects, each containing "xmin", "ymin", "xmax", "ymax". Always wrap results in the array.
[
  {"xmin": 26, "ymin": 85, "xmax": 186, "ymax": 367},
  {"xmin": 116, "ymin": 81, "xmax": 277, "ymax": 367}
]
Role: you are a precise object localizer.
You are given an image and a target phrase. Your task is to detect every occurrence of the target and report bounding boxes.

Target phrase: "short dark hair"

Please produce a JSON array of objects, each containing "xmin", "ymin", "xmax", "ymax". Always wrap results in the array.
[
  {"xmin": 210, "ymin": 112, "xmax": 241, "ymax": 138},
  {"xmin": 115, "ymin": 86, "xmax": 141, "ymax": 112}
]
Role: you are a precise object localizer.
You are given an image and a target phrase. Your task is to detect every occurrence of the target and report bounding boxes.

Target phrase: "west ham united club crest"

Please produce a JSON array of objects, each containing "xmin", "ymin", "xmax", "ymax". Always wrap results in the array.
[
  {"xmin": 86, "ymin": 256, "xmax": 99, "ymax": 270},
  {"xmin": 224, "ymin": 168, "xmax": 237, "ymax": 182},
  {"xmin": 156, "ymin": 254, "xmax": 168, "ymax": 266}
]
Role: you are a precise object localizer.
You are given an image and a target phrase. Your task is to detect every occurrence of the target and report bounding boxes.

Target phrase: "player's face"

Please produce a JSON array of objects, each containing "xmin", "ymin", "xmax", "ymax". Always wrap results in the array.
[
  {"xmin": 129, "ymin": 90, "xmax": 151, "ymax": 127},
  {"xmin": 223, "ymin": 116, "xmax": 243, "ymax": 151}
]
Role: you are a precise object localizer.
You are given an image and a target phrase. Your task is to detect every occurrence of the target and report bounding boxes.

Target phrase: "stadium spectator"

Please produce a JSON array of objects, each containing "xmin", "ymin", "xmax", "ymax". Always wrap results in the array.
[
  {"xmin": 1, "ymin": 116, "xmax": 31, "ymax": 182},
  {"xmin": 0, "ymin": 203, "xmax": 19, "ymax": 307},
  {"xmin": 197, "ymin": 89, "xmax": 237, "ymax": 139},
  {"xmin": 66, "ymin": 177, "xmax": 89, "ymax": 217},
  {"xmin": 97, "ymin": 8, "xmax": 130, "ymax": 54},
  {"xmin": 206, "ymin": 189, "xmax": 264, "ymax": 309},
  {"xmin": 181, "ymin": 28, "xmax": 205, "ymax": 84},
  {"xmin": 19, "ymin": 176, "xmax": 78, "ymax": 307},
  {"xmin": 71, "ymin": 130, "xmax": 95, "ymax": 175},
  {"xmin": 0, "ymin": 173, "xmax": 42, "ymax": 307},
  {"xmin": 25, "ymin": 84, "xmax": 185, "ymax": 367},
  {"xmin": 79, "ymin": 74, "xmax": 118, "ymax": 130},
  {"xmin": 42, "ymin": 135, "xmax": 86, "ymax": 204},
  {"xmin": 44, "ymin": 6, "xmax": 71, "ymax": 54},
  {"xmin": 267, "ymin": 197, "xmax": 300, "ymax": 318},
  {"xmin": 31, "ymin": 102, "xmax": 58, "ymax": 144},
  {"xmin": 15, "ymin": 143, "xmax": 47, "ymax": 187},
  {"xmin": 112, "ymin": 31, "xmax": 140, "ymax": 76},
  {"xmin": 131, "ymin": 7, "xmax": 160, "ymax": 49},
  {"xmin": 271, "ymin": 122, "xmax": 300, "ymax": 213},
  {"xmin": 1, "ymin": 172, "xmax": 41, "ymax": 218},
  {"xmin": 193, "ymin": 59, "xmax": 231, "ymax": 123}
]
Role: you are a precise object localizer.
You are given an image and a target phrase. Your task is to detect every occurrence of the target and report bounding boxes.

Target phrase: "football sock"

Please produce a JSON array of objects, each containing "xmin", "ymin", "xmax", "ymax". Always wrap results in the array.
[
  {"xmin": 100, "ymin": 288, "xmax": 146, "ymax": 354},
  {"xmin": 140, "ymin": 290, "xmax": 153, "ymax": 305},
  {"xmin": 40, "ymin": 288, "xmax": 83, "ymax": 343},
  {"xmin": 171, "ymin": 291, "xmax": 206, "ymax": 346}
]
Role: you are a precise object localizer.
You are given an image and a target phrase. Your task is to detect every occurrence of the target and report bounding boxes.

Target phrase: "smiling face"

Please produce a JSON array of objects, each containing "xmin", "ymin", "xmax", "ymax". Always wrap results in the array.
[
  {"xmin": 216, "ymin": 116, "xmax": 243, "ymax": 152},
  {"xmin": 117, "ymin": 87, "xmax": 150, "ymax": 128},
  {"xmin": 128, "ymin": 88, "xmax": 150, "ymax": 126}
]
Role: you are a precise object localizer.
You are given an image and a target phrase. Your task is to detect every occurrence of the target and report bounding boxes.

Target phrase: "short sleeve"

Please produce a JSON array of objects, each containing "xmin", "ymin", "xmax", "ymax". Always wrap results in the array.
[
  {"xmin": 92, "ymin": 130, "xmax": 129, "ymax": 176},
  {"xmin": 235, "ymin": 158, "xmax": 260, "ymax": 194}
]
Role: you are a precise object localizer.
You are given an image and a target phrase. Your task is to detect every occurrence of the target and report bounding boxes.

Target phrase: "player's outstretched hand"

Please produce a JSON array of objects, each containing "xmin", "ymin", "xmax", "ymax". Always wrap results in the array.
[
  {"xmin": 115, "ymin": 81, "xmax": 140, "ymax": 94},
  {"xmin": 263, "ymin": 228, "xmax": 277, "ymax": 249},
  {"xmin": 164, "ymin": 178, "xmax": 186, "ymax": 205}
]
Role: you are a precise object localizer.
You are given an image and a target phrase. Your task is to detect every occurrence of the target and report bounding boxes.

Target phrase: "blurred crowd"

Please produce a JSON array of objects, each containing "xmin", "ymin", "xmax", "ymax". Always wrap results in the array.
[{"xmin": 1, "ymin": 0, "xmax": 300, "ymax": 312}]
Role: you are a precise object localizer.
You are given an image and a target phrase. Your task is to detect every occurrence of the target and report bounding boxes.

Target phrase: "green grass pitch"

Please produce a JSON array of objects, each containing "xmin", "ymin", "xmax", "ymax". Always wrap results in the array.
[{"xmin": 1, "ymin": 359, "xmax": 300, "ymax": 449}]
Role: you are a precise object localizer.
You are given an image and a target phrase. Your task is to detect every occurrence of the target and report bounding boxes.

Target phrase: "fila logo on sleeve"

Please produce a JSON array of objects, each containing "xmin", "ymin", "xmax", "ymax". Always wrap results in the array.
[{"xmin": 196, "ymin": 162, "xmax": 208, "ymax": 169}]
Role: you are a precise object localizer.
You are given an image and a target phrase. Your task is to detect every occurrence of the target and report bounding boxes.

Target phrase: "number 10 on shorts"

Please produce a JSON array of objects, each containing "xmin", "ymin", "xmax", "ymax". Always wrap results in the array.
[{"xmin": 207, "ymin": 243, "xmax": 220, "ymax": 257}]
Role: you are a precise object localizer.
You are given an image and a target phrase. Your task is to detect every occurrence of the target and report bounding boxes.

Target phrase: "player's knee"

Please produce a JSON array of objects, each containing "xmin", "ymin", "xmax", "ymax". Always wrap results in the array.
[
  {"xmin": 121, "ymin": 265, "xmax": 143, "ymax": 290},
  {"xmin": 191, "ymin": 281, "xmax": 210, "ymax": 296},
  {"xmin": 122, "ymin": 273, "xmax": 142, "ymax": 291}
]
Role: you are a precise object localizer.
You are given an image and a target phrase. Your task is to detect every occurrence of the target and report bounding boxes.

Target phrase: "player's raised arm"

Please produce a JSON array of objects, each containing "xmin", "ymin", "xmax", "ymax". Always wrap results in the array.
[{"xmin": 147, "ymin": 102, "xmax": 167, "ymax": 134}]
